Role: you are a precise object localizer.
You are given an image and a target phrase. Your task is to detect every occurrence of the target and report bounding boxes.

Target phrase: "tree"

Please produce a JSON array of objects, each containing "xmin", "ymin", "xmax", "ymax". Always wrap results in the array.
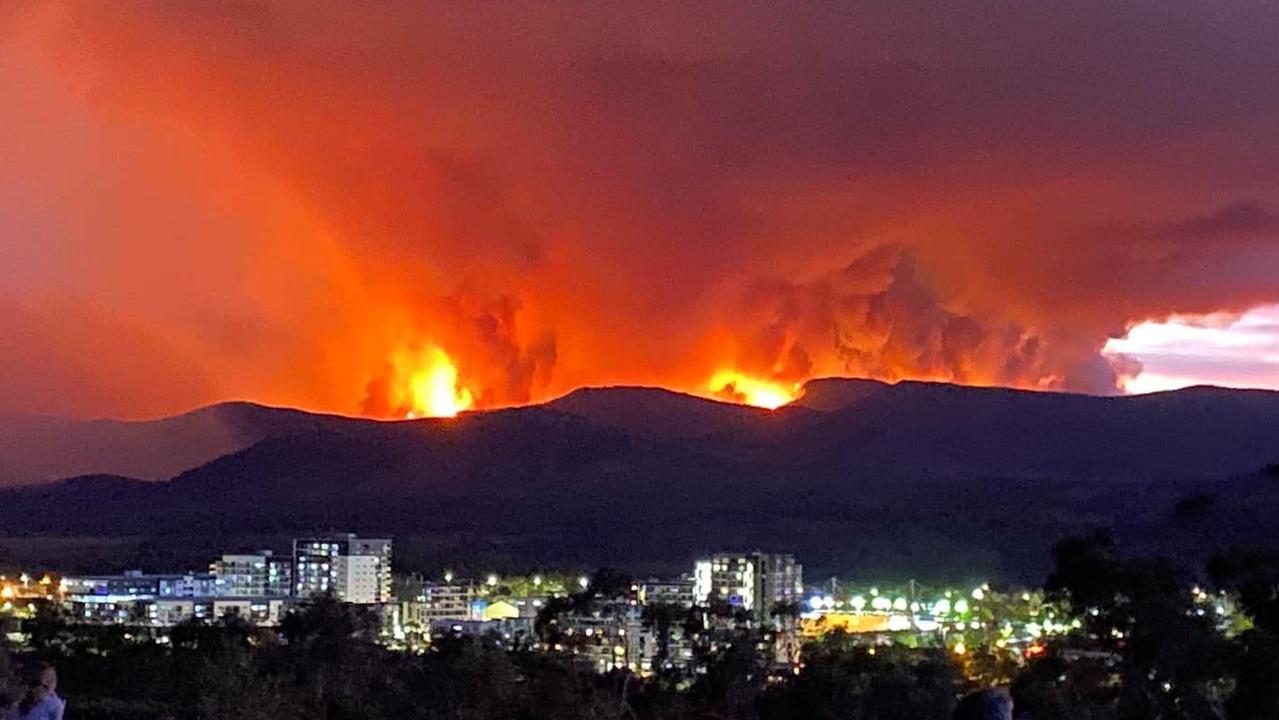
[
  {"xmin": 693, "ymin": 631, "xmax": 771, "ymax": 719},
  {"xmin": 1209, "ymin": 549, "xmax": 1279, "ymax": 720},
  {"xmin": 1019, "ymin": 533, "xmax": 1230, "ymax": 720},
  {"xmin": 760, "ymin": 638, "xmax": 959, "ymax": 720}
]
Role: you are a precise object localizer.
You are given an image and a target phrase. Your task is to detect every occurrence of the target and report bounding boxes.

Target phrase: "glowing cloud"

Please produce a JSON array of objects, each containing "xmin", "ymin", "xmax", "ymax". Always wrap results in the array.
[
  {"xmin": 1104, "ymin": 305, "xmax": 1279, "ymax": 394},
  {"xmin": 393, "ymin": 346, "xmax": 475, "ymax": 418},
  {"xmin": 708, "ymin": 370, "xmax": 799, "ymax": 410}
]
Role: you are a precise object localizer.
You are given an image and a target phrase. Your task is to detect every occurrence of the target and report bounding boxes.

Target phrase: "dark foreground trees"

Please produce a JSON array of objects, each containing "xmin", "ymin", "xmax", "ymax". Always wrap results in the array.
[
  {"xmin": 1012, "ymin": 533, "xmax": 1276, "ymax": 720},
  {"xmin": 759, "ymin": 640, "xmax": 959, "ymax": 720},
  {"xmin": 9, "ymin": 601, "xmax": 638, "ymax": 720}
]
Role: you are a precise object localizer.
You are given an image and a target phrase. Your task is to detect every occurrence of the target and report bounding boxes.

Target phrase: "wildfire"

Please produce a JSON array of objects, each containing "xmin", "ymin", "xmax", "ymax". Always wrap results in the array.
[
  {"xmin": 708, "ymin": 370, "xmax": 799, "ymax": 410},
  {"xmin": 404, "ymin": 346, "xmax": 474, "ymax": 418}
]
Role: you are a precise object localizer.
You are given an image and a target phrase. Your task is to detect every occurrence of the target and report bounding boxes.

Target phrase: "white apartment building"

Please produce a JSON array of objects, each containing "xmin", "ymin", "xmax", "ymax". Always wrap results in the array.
[
  {"xmin": 293, "ymin": 534, "xmax": 393, "ymax": 604},
  {"xmin": 693, "ymin": 552, "xmax": 803, "ymax": 620}
]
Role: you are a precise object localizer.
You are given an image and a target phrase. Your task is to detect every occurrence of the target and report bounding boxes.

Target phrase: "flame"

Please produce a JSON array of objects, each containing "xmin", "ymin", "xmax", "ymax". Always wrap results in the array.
[
  {"xmin": 404, "ymin": 346, "xmax": 474, "ymax": 418},
  {"xmin": 707, "ymin": 370, "xmax": 799, "ymax": 410}
]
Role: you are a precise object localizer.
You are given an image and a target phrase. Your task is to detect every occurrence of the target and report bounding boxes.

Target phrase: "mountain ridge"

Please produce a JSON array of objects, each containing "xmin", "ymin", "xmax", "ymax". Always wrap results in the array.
[
  {"xmin": 1, "ymin": 379, "xmax": 1277, "ymax": 580},
  {"xmin": 5, "ymin": 379, "xmax": 1279, "ymax": 487}
]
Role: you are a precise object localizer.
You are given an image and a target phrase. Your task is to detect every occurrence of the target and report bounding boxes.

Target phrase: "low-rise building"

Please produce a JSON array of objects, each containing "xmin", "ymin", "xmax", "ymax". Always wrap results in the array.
[
  {"xmin": 148, "ymin": 597, "xmax": 291, "ymax": 626},
  {"xmin": 558, "ymin": 612, "xmax": 646, "ymax": 674},
  {"xmin": 427, "ymin": 583, "xmax": 479, "ymax": 619},
  {"xmin": 210, "ymin": 551, "xmax": 292, "ymax": 597},
  {"xmin": 429, "ymin": 617, "xmax": 533, "ymax": 648},
  {"xmin": 639, "ymin": 577, "xmax": 696, "ymax": 608},
  {"xmin": 400, "ymin": 580, "xmax": 480, "ymax": 630},
  {"xmin": 61, "ymin": 569, "xmax": 295, "ymax": 627}
]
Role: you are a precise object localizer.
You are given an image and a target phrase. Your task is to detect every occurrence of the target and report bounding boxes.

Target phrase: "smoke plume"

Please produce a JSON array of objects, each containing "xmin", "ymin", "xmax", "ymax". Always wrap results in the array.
[{"xmin": 2, "ymin": 1, "xmax": 1278, "ymax": 417}]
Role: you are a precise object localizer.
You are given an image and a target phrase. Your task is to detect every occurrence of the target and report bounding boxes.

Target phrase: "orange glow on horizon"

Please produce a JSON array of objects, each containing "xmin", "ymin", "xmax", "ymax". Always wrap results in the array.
[
  {"xmin": 8, "ymin": 3, "xmax": 1278, "ymax": 422},
  {"xmin": 400, "ymin": 347, "xmax": 475, "ymax": 418},
  {"xmin": 707, "ymin": 370, "xmax": 800, "ymax": 410}
]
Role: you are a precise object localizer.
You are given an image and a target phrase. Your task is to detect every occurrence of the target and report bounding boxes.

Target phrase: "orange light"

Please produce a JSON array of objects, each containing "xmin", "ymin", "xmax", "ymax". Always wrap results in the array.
[
  {"xmin": 707, "ymin": 370, "xmax": 798, "ymax": 409},
  {"xmin": 403, "ymin": 346, "xmax": 474, "ymax": 418},
  {"xmin": 1025, "ymin": 643, "xmax": 1046, "ymax": 658}
]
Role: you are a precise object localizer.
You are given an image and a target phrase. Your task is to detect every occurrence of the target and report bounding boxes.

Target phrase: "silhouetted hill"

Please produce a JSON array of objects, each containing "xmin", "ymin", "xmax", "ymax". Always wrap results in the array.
[
  {"xmin": 0, "ymin": 402, "xmax": 380, "ymax": 486},
  {"xmin": 791, "ymin": 377, "xmax": 893, "ymax": 411},
  {"xmin": 785, "ymin": 380, "xmax": 1279, "ymax": 481},
  {"xmin": 2, "ymin": 380, "xmax": 1278, "ymax": 580},
  {"xmin": 547, "ymin": 386, "xmax": 764, "ymax": 440},
  {"xmin": 546, "ymin": 386, "xmax": 822, "ymax": 448}
]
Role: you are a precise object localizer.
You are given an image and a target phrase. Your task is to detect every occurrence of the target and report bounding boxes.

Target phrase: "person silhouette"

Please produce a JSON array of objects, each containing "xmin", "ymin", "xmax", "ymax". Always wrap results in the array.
[{"xmin": 5, "ymin": 664, "xmax": 64, "ymax": 720}]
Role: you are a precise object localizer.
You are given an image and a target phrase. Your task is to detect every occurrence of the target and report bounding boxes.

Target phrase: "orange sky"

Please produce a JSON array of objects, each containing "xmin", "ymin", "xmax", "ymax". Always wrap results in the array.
[{"xmin": 3, "ymin": 1, "xmax": 1278, "ymax": 419}]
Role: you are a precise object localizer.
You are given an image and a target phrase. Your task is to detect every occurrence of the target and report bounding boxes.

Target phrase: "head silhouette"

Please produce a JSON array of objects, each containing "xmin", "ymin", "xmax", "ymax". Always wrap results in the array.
[
  {"xmin": 953, "ymin": 688, "xmax": 1013, "ymax": 720},
  {"xmin": 18, "ymin": 663, "xmax": 57, "ymax": 714}
]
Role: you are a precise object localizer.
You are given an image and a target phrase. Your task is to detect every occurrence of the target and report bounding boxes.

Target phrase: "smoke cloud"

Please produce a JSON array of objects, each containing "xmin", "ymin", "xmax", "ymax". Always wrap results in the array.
[{"xmin": 3, "ymin": 1, "xmax": 1278, "ymax": 418}]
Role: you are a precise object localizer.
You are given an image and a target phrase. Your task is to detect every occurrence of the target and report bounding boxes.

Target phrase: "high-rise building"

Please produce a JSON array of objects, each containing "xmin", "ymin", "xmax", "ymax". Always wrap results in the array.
[
  {"xmin": 693, "ymin": 552, "xmax": 803, "ymax": 620},
  {"xmin": 210, "ymin": 551, "xmax": 293, "ymax": 597},
  {"xmin": 293, "ymin": 534, "xmax": 393, "ymax": 604}
]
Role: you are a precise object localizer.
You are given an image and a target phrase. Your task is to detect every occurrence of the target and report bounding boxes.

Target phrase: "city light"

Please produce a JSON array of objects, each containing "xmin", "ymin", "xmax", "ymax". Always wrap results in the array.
[
  {"xmin": 9, "ymin": 541, "xmax": 1238, "ymax": 695},
  {"xmin": 886, "ymin": 615, "xmax": 912, "ymax": 631}
]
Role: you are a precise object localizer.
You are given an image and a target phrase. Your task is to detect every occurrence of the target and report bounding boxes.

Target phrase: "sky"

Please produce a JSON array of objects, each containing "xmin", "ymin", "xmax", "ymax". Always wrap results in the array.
[
  {"xmin": 2, "ymin": 1, "xmax": 1278, "ymax": 419},
  {"xmin": 1104, "ymin": 305, "xmax": 1279, "ymax": 394}
]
